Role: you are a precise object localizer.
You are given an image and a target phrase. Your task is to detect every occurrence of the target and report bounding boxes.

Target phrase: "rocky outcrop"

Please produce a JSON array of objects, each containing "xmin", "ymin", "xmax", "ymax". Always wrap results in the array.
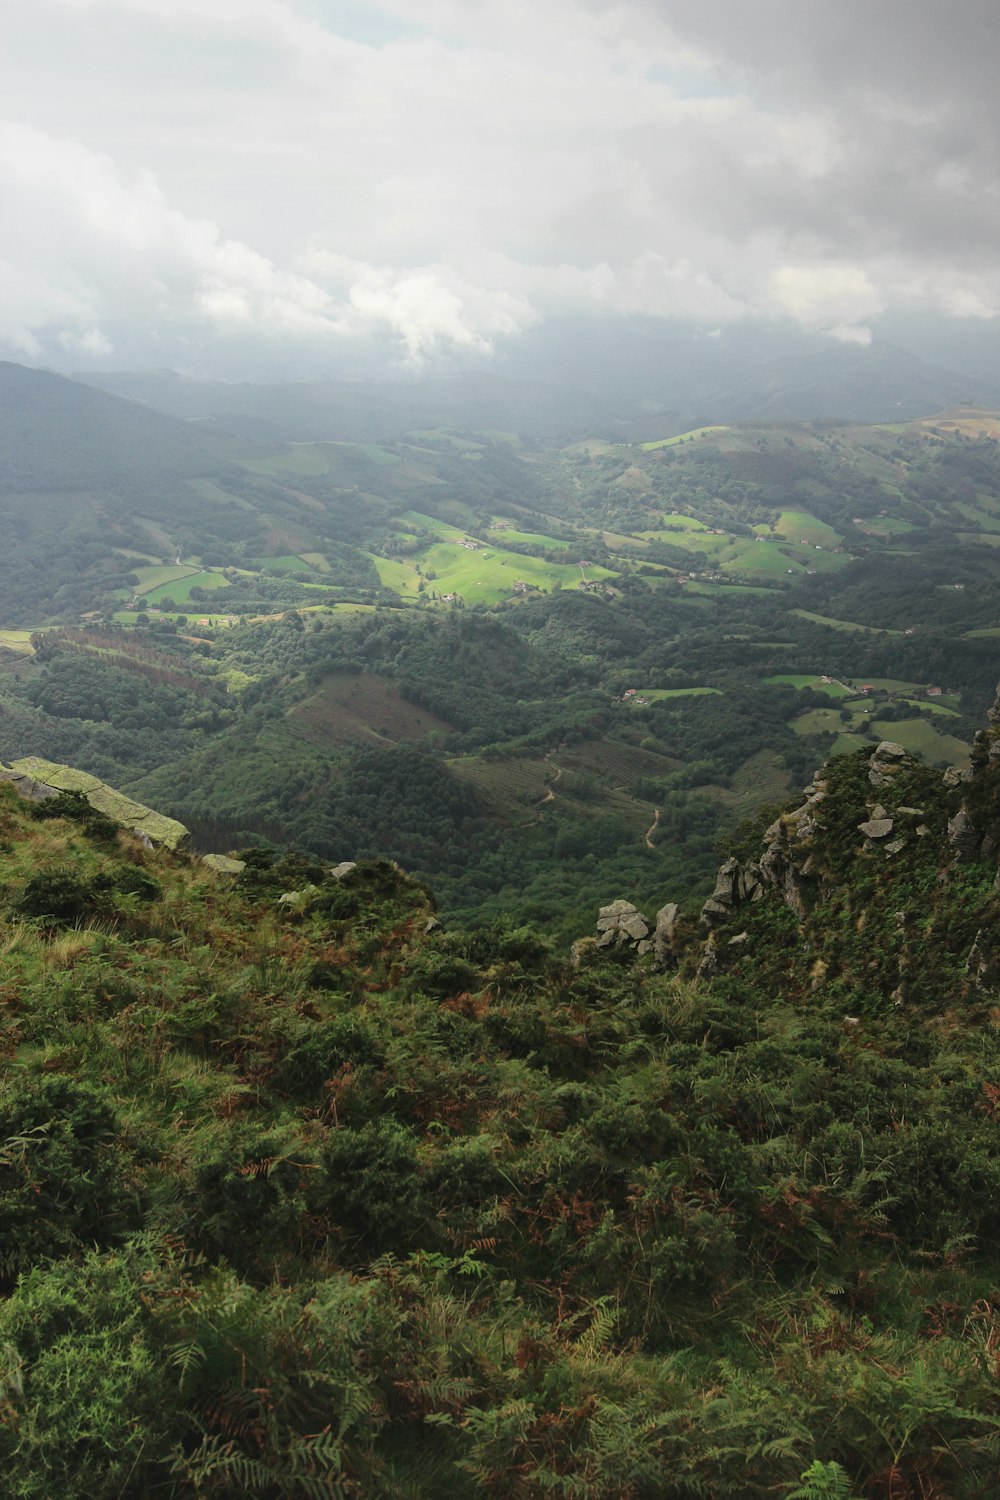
[
  {"xmin": 700, "ymin": 857, "xmax": 764, "ymax": 926},
  {"xmin": 595, "ymin": 899, "xmax": 654, "ymax": 955},
  {"xmin": 868, "ymin": 740, "xmax": 910, "ymax": 788},
  {"xmin": 654, "ymin": 902, "xmax": 680, "ymax": 968},
  {"xmin": 1, "ymin": 756, "xmax": 189, "ymax": 849},
  {"xmin": 946, "ymin": 684, "xmax": 1000, "ymax": 864}
]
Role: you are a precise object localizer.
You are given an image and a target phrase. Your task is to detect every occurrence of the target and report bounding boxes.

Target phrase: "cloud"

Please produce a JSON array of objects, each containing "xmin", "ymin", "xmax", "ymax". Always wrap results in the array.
[
  {"xmin": 1, "ymin": 0, "xmax": 999, "ymax": 371},
  {"xmin": 769, "ymin": 266, "xmax": 884, "ymax": 341}
]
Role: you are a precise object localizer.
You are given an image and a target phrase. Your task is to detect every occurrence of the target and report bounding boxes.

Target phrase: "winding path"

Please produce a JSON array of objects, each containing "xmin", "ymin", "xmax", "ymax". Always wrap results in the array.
[{"xmin": 643, "ymin": 807, "xmax": 661, "ymax": 849}]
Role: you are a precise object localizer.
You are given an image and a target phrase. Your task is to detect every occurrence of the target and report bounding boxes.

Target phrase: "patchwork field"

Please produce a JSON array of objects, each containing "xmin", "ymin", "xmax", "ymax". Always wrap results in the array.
[{"xmin": 368, "ymin": 510, "xmax": 614, "ymax": 604}]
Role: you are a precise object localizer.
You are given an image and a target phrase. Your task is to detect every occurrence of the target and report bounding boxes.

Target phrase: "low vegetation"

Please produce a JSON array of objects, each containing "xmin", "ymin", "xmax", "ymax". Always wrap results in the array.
[{"xmin": 2, "ymin": 724, "xmax": 1000, "ymax": 1497}]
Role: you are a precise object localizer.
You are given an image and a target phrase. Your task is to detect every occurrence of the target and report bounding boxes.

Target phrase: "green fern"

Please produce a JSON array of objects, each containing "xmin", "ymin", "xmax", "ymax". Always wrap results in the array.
[{"xmin": 785, "ymin": 1459, "xmax": 862, "ymax": 1500}]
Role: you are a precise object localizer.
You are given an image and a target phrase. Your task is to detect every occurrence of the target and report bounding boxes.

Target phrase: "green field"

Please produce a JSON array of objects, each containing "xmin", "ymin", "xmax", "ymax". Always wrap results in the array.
[
  {"xmin": 128, "ymin": 564, "xmax": 201, "ymax": 594},
  {"xmin": 368, "ymin": 515, "xmax": 615, "ymax": 604},
  {"xmin": 684, "ymin": 581, "xmax": 779, "ymax": 597},
  {"xmin": 722, "ymin": 540, "xmax": 805, "ymax": 576},
  {"xmin": 869, "ymin": 717, "xmax": 970, "ymax": 764},
  {"xmin": 792, "ymin": 708, "xmax": 858, "ymax": 736},
  {"xmin": 0, "ymin": 629, "xmax": 35, "ymax": 654},
  {"xmin": 856, "ymin": 515, "xmax": 914, "ymax": 535},
  {"xmin": 140, "ymin": 571, "xmax": 231, "ymax": 606},
  {"xmin": 638, "ymin": 515, "xmax": 709, "ymax": 536},
  {"xmin": 237, "ymin": 444, "xmax": 336, "ymax": 477},
  {"xmin": 901, "ymin": 697, "xmax": 961, "ymax": 718},
  {"xmin": 641, "ymin": 426, "xmax": 729, "ymax": 450},
  {"xmin": 487, "ymin": 521, "xmax": 574, "ymax": 550},
  {"xmin": 792, "ymin": 609, "xmax": 903, "ymax": 636},
  {"xmin": 773, "ymin": 510, "xmax": 843, "ymax": 547},
  {"xmin": 765, "ymin": 674, "xmax": 851, "ymax": 698},
  {"xmin": 623, "ymin": 687, "xmax": 721, "ymax": 702},
  {"xmin": 791, "ymin": 704, "xmax": 969, "ymax": 766}
]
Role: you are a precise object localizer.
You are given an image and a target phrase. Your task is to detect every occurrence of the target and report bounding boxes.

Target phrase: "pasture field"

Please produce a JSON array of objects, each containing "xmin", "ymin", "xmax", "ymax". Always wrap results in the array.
[
  {"xmin": 370, "ymin": 519, "xmax": 615, "ymax": 605},
  {"xmin": 623, "ymin": 687, "xmax": 721, "ymax": 702},
  {"xmin": 684, "ymin": 581, "xmax": 779, "ymax": 597},
  {"xmin": 721, "ymin": 540, "xmax": 804, "ymax": 576},
  {"xmin": 773, "ymin": 510, "xmax": 843, "ymax": 547},
  {"xmin": 790, "ymin": 699, "xmax": 970, "ymax": 767},
  {"xmin": 792, "ymin": 708, "xmax": 858, "ymax": 737},
  {"xmin": 660, "ymin": 532, "xmax": 733, "ymax": 558},
  {"xmin": 856, "ymin": 515, "xmax": 914, "ymax": 534},
  {"xmin": 765, "ymin": 674, "xmax": 851, "ymax": 698},
  {"xmin": 487, "ymin": 521, "xmax": 574, "ymax": 550},
  {"xmin": 598, "ymin": 530, "xmax": 650, "ymax": 549},
  {"xmin": 916, "ymin": 407, "xmax": 1000, "ymax": 440},
  {"xmin": 363, "ymin": 555, "xmax": 422, "ymax": 597},
  {"xmin": 792, "ymin": 608, "xmax": 903, "ymax": 635},
  {"xmin": 141, "ymin": 571, "xmax": 231, "ymax": 606},
  {"xmin": 299, "ymin": 552, "xmax": 330, "ymax": 570},
  {"xmin": 237, "ymin": 444, "xmax": 336, "ymax": 477},
  {"xmin": 641, "ymin": 425, "xmax": 729, "ymax": 450},
  {"xmin": 900, "ymin": 697, "xmax": 961, "ymax": 718},
  {"xmin": 0, "ymin": 630, "xmax": 34, "ymax": 655},
  {"xmin": 638, "ymin": 514, "xmax": 709, "ymax": 536},
  {"xmin": 869, "ymin": 717, "xmax": 970, "ymax": 764},
  {"xmin": 405, "ymin": 429, "xmax": 484, "ymax": 450},
  {"xmin": 419, "ymin": 542, "xmax": 613, "ymax": 603},
  {"xmin": 854, "ymin": 677, "xmax": 921, "ymax": 692},
  {"xmin": 128, "ymin": 564, "xmax": 201, "ymax": 594}
]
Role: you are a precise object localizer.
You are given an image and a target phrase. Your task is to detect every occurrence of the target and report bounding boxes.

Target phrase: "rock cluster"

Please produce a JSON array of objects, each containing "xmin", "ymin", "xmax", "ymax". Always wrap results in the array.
[
  {"xmin": 595, "ymin": 899, "xmax": 654, "ymax": 955},
  {"xmin": 576, "ymin": 898, "xmax": 682, "ymax": 968}
]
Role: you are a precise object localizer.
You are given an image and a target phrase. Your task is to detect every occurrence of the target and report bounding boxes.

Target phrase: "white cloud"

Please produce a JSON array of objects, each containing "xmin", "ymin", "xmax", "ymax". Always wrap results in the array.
[
  {"xmin": 0, "ymin": 0, "xmax": 999, "ymax": 370},
  {"xmin": 769, "ymin": 266, "xmax": 884, "ymax": 339}
]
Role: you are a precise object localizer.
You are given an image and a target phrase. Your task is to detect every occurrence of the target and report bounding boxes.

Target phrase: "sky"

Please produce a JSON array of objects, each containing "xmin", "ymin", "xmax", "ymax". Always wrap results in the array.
[{"xmin": 2, "ymin": 0, "xmax": 999, "ymax": 376}]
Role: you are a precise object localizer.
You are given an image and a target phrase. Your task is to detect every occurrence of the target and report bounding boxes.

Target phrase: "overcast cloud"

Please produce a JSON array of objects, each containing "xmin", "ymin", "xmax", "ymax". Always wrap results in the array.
[{"xmin": 1, "ymin": 0, "xmax": 997, "ymax": 373}]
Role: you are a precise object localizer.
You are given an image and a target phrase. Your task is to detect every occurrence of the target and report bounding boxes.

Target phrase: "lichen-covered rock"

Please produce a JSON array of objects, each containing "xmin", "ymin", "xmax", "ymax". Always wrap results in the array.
[
  {"xmin": 948, "ymin": 808, "xmax": 981, "ymax": 863},
  {"xmin": 4, "ymin": 756, "xmax": 189, "ymax": 849},
  {"xmin": 654, "ymin": 902, "xmax": 680, "ymax": 968},
  {"xmin": 595, "ymin": 899, "xmax": 652, "ymax": 952},
  {"xmin": 329, "ymin": 861, "xmax": 358, "ymax": 880},
  {"xmin": 202, "ymin": 853, "xmax": 246, "ymax": 874},
  {"xmin": 859, "ymin": 817, "xmax": 894, "ymax": 840},
  {"xmin": 868, "ymin": 741, "xmax": 910, "ymax": 788}
]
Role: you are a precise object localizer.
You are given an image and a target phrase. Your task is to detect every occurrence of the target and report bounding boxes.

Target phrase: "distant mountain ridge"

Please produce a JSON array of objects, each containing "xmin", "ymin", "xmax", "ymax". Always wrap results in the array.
[{"xmin": 72, "ymin": 332, "xmax": 1000, "ymax": 440}]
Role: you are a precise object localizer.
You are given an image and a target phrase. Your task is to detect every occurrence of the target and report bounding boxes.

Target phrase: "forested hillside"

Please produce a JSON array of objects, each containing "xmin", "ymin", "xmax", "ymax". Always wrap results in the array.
[
  {"xmin": 1, "ymin": 706, "xmax": 999, "ymax": 1497},
  {"xmin": 4, "ymin": 359, "xmax": 1000, "ymax": 933}
]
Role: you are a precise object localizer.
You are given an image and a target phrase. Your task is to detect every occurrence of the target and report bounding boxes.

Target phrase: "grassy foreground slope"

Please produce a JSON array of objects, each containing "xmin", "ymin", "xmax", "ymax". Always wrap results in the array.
[{"xmin": 1, "ymin": 733, "xmax": 999, "ymax": 1497}]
